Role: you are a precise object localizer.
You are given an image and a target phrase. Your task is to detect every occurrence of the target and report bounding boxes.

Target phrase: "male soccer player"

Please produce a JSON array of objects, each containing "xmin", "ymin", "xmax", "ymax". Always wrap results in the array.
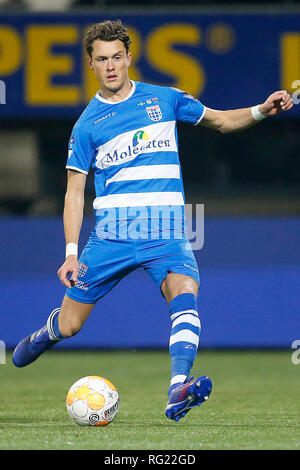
[{"xmin": 13, "ymin": 20, "xmax": 293, "ymax": 422}]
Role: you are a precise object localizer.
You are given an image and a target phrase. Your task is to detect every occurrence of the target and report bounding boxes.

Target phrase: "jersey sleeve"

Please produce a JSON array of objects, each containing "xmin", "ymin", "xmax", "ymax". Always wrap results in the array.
[
  {"xmin": 171, "ymin": 88, "xmax": 206, "ymax": 125},
  {"xmin": 66, "ymin": 121, "xmax": 95, "ymax": 175}
]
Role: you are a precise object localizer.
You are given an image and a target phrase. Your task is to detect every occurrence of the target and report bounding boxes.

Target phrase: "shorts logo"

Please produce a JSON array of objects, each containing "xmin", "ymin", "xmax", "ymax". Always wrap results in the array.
[
  {"xmin": 78, "ymin": 263, "xmax": 88, "ymax": 278},
  {"xmin": 75, "ymin": 280, "xmax": 89, "ymax": 291},
  {"xmin": 184, "ymin": 263, "xmax": 198, "ymax": 273},
  {"xmin": 146, "ymin": 104, "xmax": 162, "ymax": 122}
]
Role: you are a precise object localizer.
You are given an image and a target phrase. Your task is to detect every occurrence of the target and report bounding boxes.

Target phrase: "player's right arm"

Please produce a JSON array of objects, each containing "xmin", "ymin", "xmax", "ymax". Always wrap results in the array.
[
  {"xmin": 201, "ymin": 90, "xmax": 293, "ymax": 133},
  {"xmin": 57, "ymin": 169, "xmax": 87, "ymax": 288}
]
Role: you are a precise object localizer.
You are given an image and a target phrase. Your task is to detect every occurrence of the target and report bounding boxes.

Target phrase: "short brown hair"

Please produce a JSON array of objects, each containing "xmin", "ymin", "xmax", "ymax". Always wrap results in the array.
[{"xmin": 84, "ymin": 19, "xmax": 132, "ymax": 58}]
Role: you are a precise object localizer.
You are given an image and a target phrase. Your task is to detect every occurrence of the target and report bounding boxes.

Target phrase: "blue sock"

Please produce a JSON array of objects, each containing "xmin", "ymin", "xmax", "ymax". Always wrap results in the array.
[
  {"xmin": 168, "ymin": 293, "xmax": 201, "ymax": 395},
  {"xmin": 47, "ymin": 308, "xmax": 65, "ymax": 340}
]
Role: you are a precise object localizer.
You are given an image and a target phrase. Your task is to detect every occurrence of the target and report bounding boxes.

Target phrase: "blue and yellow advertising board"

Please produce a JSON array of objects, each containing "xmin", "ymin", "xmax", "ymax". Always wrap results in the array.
[{"xmin": 0, "ymin": 11, "xmax": 299, "ymax": 118}]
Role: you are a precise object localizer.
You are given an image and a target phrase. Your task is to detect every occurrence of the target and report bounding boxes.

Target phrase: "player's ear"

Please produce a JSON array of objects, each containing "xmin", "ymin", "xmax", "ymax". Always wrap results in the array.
[
  {"xmin": 126, "ymin": 52, "xmax": 132, "ymax": 67},
  {"xmin": 87, "ymin": 55, "xmax": 94, "ymax": 70}
]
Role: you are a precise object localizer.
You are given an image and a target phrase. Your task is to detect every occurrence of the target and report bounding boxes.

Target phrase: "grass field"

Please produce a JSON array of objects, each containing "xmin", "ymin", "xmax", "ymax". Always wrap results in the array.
[{"xmin": 0, "ymin": 349, "xmax": 299, "ymax": 450}]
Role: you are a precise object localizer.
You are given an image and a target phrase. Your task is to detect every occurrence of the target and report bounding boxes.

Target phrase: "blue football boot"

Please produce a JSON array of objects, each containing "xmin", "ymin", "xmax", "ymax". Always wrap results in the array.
[
  {"xmin": 165, "ymin": 376, "xmax": 212, "ymax": 422},
  {"xmin": 12, "ymin": 326, "xmax": 57, "ymax": 367}
]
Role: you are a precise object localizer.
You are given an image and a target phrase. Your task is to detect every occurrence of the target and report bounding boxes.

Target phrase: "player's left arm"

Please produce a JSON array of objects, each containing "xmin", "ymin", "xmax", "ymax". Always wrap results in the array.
[{"xmin": 200, "ymin": 90, "xmax": 293, "ymax": 134}]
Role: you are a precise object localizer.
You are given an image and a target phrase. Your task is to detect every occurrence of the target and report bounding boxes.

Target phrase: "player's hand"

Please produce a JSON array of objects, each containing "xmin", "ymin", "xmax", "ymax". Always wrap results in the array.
[
  {"xmin": 57, "ymin": 255, "xmax": 79, "ymax": 288},
  {"xmin": 259, "ymin": 90, "xmax": 293, "ymax": 116}
]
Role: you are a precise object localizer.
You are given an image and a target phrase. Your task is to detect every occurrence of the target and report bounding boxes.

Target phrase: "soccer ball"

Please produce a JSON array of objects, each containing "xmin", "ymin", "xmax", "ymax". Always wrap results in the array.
[{"xmin": 66, "ymin": 376, "xmax": 119, "ymax": 426}]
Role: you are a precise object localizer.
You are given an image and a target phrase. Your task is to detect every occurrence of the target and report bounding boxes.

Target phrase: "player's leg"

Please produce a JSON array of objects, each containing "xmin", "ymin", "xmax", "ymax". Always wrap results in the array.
[
  {"xmin": 57, "ymin": 295, "xmax": 95, "ymax": 338},
  {"xmin": 140, "ymin": 240, "xmax": 202, "ymax": 390},
  {"xmin": 161, "ymin": 272, "xmax": 200, "ymax": 391},
  {"xmin": 161, "ymin": 272, "xmax": 212, "ymax": 421},
  {"xmin": 140, "ymin": 235, "xmax": 212, "ymax": 421},
  {"xmin": 12, "ymin": 296, "xmax": 95, "ymax": 367},
  {"xmin": 161, "ymin": 271, "xmax": 198, "ymax": 303},
  {"xmin": 13, "ymin": 232, "xmax": 138, "ymax": 368}
]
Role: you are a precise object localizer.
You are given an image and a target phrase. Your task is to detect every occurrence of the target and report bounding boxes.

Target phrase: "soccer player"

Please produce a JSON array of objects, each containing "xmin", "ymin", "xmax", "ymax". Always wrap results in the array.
[{"xmin": 12, "ymin": 20, "xmax": 293, "ymax": 422}]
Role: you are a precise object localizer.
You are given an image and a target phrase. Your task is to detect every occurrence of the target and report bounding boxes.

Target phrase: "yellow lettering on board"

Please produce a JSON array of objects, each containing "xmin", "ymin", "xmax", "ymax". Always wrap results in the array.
[
  {"xmin": 126, "ymin": 26, "xmax": 143, "ymax": 83},
  {"xmin": 146, "ymin": 24, "xmax": 205, "ymax": 97},
  {"xmin": 0, "ymin": 26, "xmax": 22, "ymax": 75},
  {"xmin": 26, "ymin": 25, "xmax": 79, "ymax": 105},
  {"xmin": 280, "ymin": 33, "xmax": 300, "ymax": 92}
]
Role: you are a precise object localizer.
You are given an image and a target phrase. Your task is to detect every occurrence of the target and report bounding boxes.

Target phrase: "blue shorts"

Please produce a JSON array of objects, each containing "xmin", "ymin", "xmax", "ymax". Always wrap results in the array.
[{"xmin": 66, "ymin": 229, "xmax": 200, "ymax": 304}]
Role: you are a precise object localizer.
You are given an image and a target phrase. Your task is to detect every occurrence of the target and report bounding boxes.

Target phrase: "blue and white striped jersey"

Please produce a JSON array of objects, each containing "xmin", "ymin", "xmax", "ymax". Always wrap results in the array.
[{"xmin": 66, "ymin": 81, "xmax": 206, "ymax": 224}]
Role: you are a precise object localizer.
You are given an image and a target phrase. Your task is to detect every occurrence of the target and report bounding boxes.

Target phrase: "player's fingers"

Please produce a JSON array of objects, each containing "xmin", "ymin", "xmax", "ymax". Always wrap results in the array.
[
  {"xmin": 70, "ymin": 266, "xmax": 78, "ymax": 284},
  {"xmin": 273, "ymin": 90, "xmax": 286, "ymax": 100},
  {"xmin": 58, "ymin": 266, "xmax": 72, "ymax": 288},
  {"xmin": 271, "ymin": 89, "xmax": 287, "ymax": 105},
  {"xmin": 281, "ymin": 97, "xmax": 293, "ymax": 110},
  {"xmin": 66, "ymin": 266, "xmax": 79, "ymax": 287},
  {"xmin": 62, "ymin": 275, "xmax": 72, "ymax": 288},
  {"xmin": 68, "ymin": 264, "xmax": 79, "ymax": 287},
  {"xmin": 283, "ymin": 100, "xmax": 294, "ymax": 111},
  {"xmin": 69, "ymin": 274, "xmax": 77, "ymax": 287},
  {"xmin": 280, "ymin": 92, "xmax": 291, "ymax": 106}
]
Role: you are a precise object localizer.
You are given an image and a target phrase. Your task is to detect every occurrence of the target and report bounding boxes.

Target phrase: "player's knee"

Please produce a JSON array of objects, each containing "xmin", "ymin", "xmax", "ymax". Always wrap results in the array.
[
  {"xmin": 59, "ymin": 319, "xmax": 82, "ymax": 338},
  {"xmin": 177, "ymin": 284, "xmax": 198, "ymax": 297},
  {"xmin": 163, "ymin": 275, "xmax": 198, "ymax": 302}
]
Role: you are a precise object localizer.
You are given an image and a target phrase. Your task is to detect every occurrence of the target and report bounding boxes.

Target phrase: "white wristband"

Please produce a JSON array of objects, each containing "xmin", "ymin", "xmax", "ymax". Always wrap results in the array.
[
  {"xmin": 251, "ymin": 105, "xmax": 266, "ymax": 121},
  {"xmin": 65, "ymin": 242, "xmax": 78, "ymax": 258}
]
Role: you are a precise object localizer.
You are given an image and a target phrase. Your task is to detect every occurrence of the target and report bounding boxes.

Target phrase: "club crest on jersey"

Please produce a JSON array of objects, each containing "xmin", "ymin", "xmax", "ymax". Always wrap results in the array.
[
  {"xmin": 146, "ymin": 104, "xmax": 162, "ymax": 122},
  {"xmin": 78, "ymin": 263, "xmax": 88, "ymax": 278}
]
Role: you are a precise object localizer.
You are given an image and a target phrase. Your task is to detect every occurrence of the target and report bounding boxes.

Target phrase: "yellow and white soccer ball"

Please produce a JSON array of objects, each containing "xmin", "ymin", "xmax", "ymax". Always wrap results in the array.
[{"xmin": 66, "ymin": 376, "xmax": 119, "ymax": 426}]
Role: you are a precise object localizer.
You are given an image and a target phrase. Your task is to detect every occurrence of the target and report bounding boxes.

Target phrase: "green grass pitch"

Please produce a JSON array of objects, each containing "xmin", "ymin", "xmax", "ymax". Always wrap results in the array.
[{"xmin": 0, "ymin": 349, "xmax": 299, "ymax": 450}]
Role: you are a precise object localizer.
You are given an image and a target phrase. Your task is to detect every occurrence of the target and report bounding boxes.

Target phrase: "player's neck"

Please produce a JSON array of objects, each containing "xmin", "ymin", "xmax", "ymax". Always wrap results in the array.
[{"xmin": 100, "ymin": 79, "xmax": 133, "ymax": 103}]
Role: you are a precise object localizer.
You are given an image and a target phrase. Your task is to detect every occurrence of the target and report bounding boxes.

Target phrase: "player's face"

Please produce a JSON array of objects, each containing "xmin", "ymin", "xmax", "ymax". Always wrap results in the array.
[{"xmin": 89, "ymin": 39, "xmax": 132, "ymax": 96}]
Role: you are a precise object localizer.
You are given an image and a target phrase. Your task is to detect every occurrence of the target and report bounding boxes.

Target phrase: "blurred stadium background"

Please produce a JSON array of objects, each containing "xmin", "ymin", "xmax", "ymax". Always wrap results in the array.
[{"xmin": 1, "ymin": 0, "xmax": 299, "ymax": 351}]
